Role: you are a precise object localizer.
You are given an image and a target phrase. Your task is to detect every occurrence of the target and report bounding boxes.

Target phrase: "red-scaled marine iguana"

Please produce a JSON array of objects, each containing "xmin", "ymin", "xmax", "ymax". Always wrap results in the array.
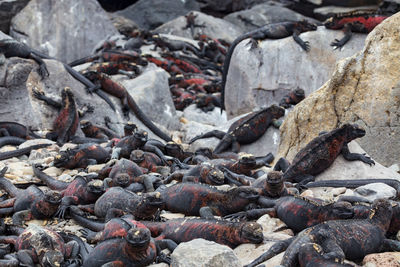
[
  {"xmin": 324, "ymin": 11, "xmax": 390, "ymax": 48},
  {"xmin": 220, "ymin": 20, "xmax": 317, "ymax": 111},
  {"xmin": 274, "ymin": 123, "xmax": 375, "ymax": 185},
  {"xmin": 0, "ymin": 167, "xmax": 61, "ymax": 226}
]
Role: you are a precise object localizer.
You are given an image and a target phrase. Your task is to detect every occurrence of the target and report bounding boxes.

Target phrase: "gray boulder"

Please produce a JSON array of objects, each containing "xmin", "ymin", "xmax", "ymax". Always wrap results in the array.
[
  {"xmin": 224, "ymin": 26, "xmax": 366, "ymax": 118},
  {"xmin": 171, "ymin": 238, "xmax": 241, "ymax": 267},
  {"xmin": 155, "ymin": 11, "xmax": 243, "ymax": 43},
  {"xmin": 354, "ymin": 183, "xmax": 397, "ymax": 201},
  {"xmin": 116, "ymin": 0, "xmax": 200, "ymax": 30},
  {"xmin": 10, "ymin": 0, "xmax": 118, "ymax": 63},
  {"xmin": 115, "ymin": 63, "xmax": 180, "ymax": 131},
  {"xmin": 0, "ymin": 0, "xmax": 29, "ymax": 34},
  {"xmin": 186, "ymin": 108, "xmax": 282, "ymax": 156},
  {"xmin": 225, "ymin": 3, "xmax": 320, "ymax": 33},
  {"xmin": 0, "ymin": 57, "xmax": 174, "ymax": 141}
]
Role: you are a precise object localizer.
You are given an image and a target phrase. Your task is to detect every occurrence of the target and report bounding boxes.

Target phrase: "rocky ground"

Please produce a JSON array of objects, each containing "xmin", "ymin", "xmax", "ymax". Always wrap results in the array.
[{"xmin": 1, "ymin": 0, "xmax": 400, "ymax": 266}]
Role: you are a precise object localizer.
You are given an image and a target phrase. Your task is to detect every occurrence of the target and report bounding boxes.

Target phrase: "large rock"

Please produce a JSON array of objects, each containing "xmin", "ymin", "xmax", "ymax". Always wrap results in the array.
[
  {"xmin": 363, "ymin": 252, "xmax": 400, "ymax": 267},
  {"xmin": 115, "ymin": 63, "xmax": 180, "ymax": 131},
  {"xmin": 0, "ymin": 57, "xmax": 174, "ymax": 140},
  {"xmin": 276, "ymin": 12, "xmax": 400, "ymax": 167},
  {"xmin": 10, "ymin": 0, "xmax": 118, "ymax": 63},
  {"xmin": 224, "ymin": 26, "xmax": 366, "ymax": 119},
  {"xmin": 0, "ymin": 0, "xmax": 29, "ymax": 34},
  {"xmin": 116, "ymin": 0, "xmax": 200, "ymax": 30},
  {"xmin": 224, "ymin": 3, "xmax": 320, "ymax": 33},
  {"xmin": 155, "ymin": 11, "xmax": 243, "ymax": 43},
  {"xmin": 171, "ymin": 238, "xmax": 241, "ymax": 267}
]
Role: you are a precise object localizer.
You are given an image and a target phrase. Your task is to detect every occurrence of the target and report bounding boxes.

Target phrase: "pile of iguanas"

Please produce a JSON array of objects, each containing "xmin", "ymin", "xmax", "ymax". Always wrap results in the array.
[{"xmin": 0, "ymin": 4, "xmax": 397, "ymax": 267}]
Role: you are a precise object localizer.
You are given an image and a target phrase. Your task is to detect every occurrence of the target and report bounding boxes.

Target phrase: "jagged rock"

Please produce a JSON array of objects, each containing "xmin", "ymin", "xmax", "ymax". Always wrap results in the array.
[
  {"xmin": 225, "ymin": 3, "xmax": 320, "ymax": 33},
  {"xmin": 256, "ymin": 214, "xmax": 287, "ymax": 235},
  {"xmin": 0, "ymin": 0, "xmax": 29, "ymax": 34},
  {"xmin": 10, "ymin": 0, "xmax": 118, "ymax": 62},
  {"xmin": 276, "ymin": 13, "xmax": 400, "ymax": 167},
  {"xmin": 115, "ymin": 63, "xmax": 180, "ymax": 131},
  {"xmin": 0, "ymin": 57, "xmax": 173, "ymax": 141},
  {"xmin": 313, "ymin": 5, "xmax": 380, "ymax": 20},
  {"xmin": 363, "ymin": 252, "xmax": 400, "ymax": 267},
  {"xmin": 354, "ymin": 183, "xmax": 397, "ymax": 201},
  {"xmin": 171, "ymin": 238, "xmax": 241, "ymax": 267},
  {"xmin": 155, "ymin": 11, "xmax": 243, "ymax": 43},
  {"xmin": 224, "ymin": 26, "xmax": 366, "ymax": 118},
  {"xmin": 116, "ymin": 0, "xmax": 200, "ymax": 31},
  {"xmin": 315, "ymin": 142, "xmax": 400, "ymax": 180}
]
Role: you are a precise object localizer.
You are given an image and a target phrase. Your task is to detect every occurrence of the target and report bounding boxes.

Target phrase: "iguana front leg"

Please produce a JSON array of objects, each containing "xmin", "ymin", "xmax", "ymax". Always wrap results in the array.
[
  {"xmin": 29, "ymin": 52, "xmax": 49, "ymax": 79},
  {"xmin": 292, "ymin": 29, "xmax": 310, "ymax": 51},
  {"xmin": 331, "ymin": 24, "xmax": 352, "ymax": 48},
  {"xmin": 341, "ymin": 144, "xmax": 375, "ymax": 165}
]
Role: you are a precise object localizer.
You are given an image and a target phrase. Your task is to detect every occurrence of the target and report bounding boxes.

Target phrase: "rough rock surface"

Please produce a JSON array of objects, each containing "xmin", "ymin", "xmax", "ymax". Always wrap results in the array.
[
  {"xmin": 276, "ymin": 12, "xmax": 400, "ymax": 167},
  {"xmin": 171, "ymin": 238, "xmax": 241, "ymax": 267},
  {"xmin": 363, "ymin": 252, "xmax": 400, "ymax": 267},
  {"xmin": 224, "ymin": 26, "xmax": 366, "ymax": 118},
  {"xmin": 0, "ymin": 57, "xmax": 175, "ymax": 140},
  {"xmin": 0, "ymin": 0, "xmax": 29, "ymax": 34},
  {"xmin": 155, "ymin": 11, "xmax": 243, "ymax": 43},
  {"xmin": 10, "ymin": 0, "xmax": 118, "ymax": 62},
  {"xmin": 116, "ymin": 0, "xmax": 200, "ymax": 30},
  {"xmin": 224, "ymin": 3, "xmax": 320, "ymax": 33}
]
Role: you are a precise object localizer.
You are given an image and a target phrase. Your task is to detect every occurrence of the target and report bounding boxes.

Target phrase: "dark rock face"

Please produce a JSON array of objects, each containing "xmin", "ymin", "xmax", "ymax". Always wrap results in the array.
[
  {"xmin": 116, "ymin": 0, "xmax": 200, "ymax": 30},
  {"xmin": 9, "ymin": 0, "xmax": 118, "ymax": 63},
  {"xmin": 0, "ymin": 0, "xmax": 29, "ymax": 34}
]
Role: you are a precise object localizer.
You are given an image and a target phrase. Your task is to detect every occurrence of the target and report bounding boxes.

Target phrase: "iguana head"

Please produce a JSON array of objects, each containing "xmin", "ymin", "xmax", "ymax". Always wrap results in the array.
[
  {"xmin": 269, "ymin": 104, "xmax": 285, "ymax": 119},
  {"xmin": 296, "ymin": 20, "xmax": 318, "ymax": 32},
  {"xmin": 330, "ymin": 201, "xmax": 354, "ymax": 219},
  {"xmin": 240, "ymin": 222, "xmax": 263, "ymax": 244},
  {"xmin": 342, "ymin": 123, "xmax": 366, "ymax": 141},
  {"xmin": 125, "ymin": 227, "xmax": 151, "ymax": 249}
]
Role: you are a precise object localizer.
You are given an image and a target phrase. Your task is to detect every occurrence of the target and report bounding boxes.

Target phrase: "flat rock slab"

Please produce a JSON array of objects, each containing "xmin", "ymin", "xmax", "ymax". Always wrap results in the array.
[{"xmin": 224, "ymin": 26, "xmax": 366, "ymax": 119}]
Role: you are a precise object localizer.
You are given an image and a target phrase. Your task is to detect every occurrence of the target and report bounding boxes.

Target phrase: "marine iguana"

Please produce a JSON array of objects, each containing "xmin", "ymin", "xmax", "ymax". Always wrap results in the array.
[
  {"xmin": 324, "ymin": 11, "xmax": 390, "ymax": 48},
  {"xmin": 68, "ymin": 50, "xmax": 148, "ymax": 67},
  {"xmin": 157, "ymin": 183, "xmax": 259, "ymax": 218},
  {"xmin": 0, "ymin": 121, "xmax": 41, "ymax": 139},
  {"xmin": 78, "ymin": 187, "xmax": 164, "ymax": 221},
  {"xmin": 151, "ymin": 34, "xmax": 202, "ymax": 57},
  {"xmin": 279, "ymin": 88, "xmax": 305, "ymax": 108},
  {"xmin": 245, "ymin": 198, "xmax": 400, "ymax": 267},
  {"xmin": 189, "ymin": 104, "xmax": 285, "ymax": 153},
  {"xmin": 182, "ymin": 11, "xmax": 206, "ymax": 37},
  {"xmin": 220, "ymin": 20, "xmax": 317, "ymax": 111},
  {"xmin": 225, "ymin": 195, "xmax": 354, "ymax": 233},
  {"xmin": 142, "ymin": 218, "xmax": 263, "ymax": 249},
  {"xmin": 0, "ymin": 225, "xmax": 79, "ymax": 267},
  {"xmin": 0, "ymin": 38, "xmax": 116, "ymax": 111},
  {"xmin": 0, "ymin": 167, "xmax": 61, "ymax": 226},
  {"xmin": 80, "ymin": 119, "xmax": 120, "ymax": 141},
  {"xmin": 82, "ymin": 71, "xmax": 172, "ymax": 142},
  {"xmin": 32, "ymin": 164, "xmax": 105, "ymax": 218},
  {"xmin": 53, "ymin": 143, "xmax": 111, "ymax": 169},
  {"xmin": 82, "ymin": 226, "xmax": 172, "ymax": 266},
  {"xmin": 274, "ymin": 123, "xmax": 375, "ymax": 185}
]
